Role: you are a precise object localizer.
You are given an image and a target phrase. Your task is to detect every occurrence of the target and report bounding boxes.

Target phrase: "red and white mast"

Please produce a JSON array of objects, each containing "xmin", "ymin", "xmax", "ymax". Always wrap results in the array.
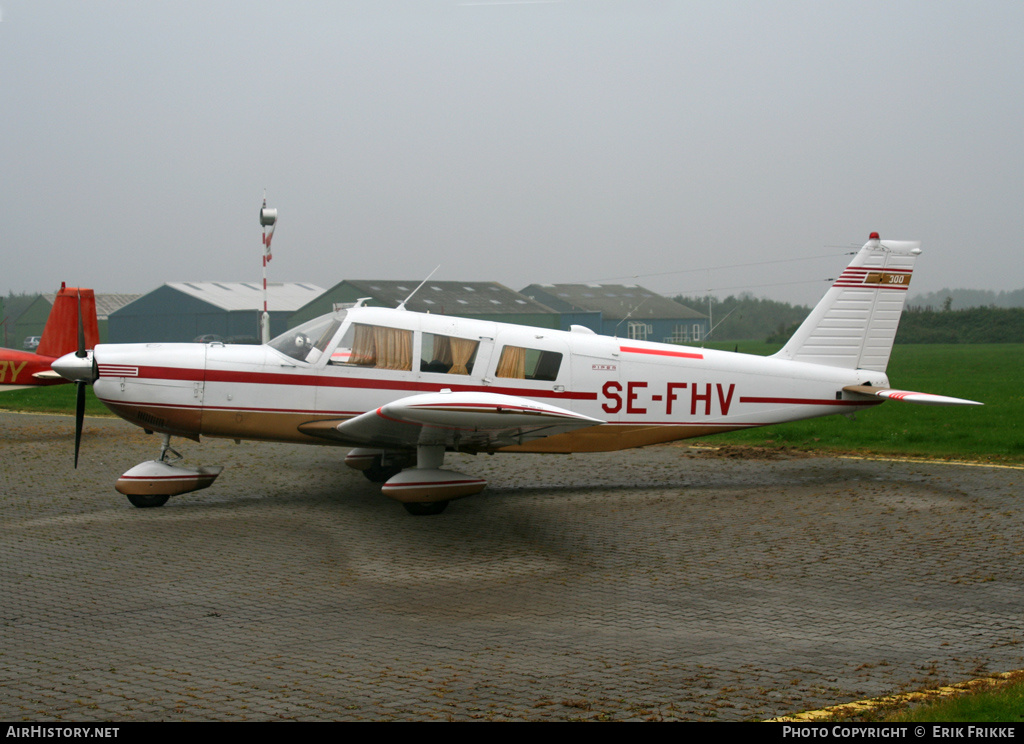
[{"xmin": 259, "ymin": 193, "xmax": 278, "ymax": 344}]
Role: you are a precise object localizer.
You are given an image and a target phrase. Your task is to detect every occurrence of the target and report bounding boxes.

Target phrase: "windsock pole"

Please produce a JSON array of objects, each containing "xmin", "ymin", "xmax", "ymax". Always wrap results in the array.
[{"xmin": 259, "ymin": 194, "xmax": 278, "ymax": 343}]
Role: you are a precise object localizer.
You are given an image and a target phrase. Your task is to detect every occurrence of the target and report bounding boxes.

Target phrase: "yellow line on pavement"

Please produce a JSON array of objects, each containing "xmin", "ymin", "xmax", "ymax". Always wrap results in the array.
[
  {"xmin": 768, "ymin": 670, "xmax": 1024, "ymax": 722},
  {"xmin": 687, "ymin": 444, "xmax": 1023, "ymax": 471},
  {"xmin": 836, "ymin": 454, "xmax": 1024, "ymax": 470}
]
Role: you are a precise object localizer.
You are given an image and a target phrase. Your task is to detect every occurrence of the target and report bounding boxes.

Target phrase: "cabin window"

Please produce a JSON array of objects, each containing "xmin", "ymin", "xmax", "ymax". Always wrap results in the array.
[
  {"xmin": 495, "ymin": 345, "xmax": 562, "ymax": 381},
  {"xmin": 335, "ymin": 323, "xmax": 413, "ymax": 371},
  {"xmin": 421, "ymin": 333, "xmax": 479, "ymax": 375}
]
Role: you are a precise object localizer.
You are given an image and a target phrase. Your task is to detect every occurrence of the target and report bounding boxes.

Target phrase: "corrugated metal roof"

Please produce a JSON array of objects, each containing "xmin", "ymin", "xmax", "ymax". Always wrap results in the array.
[
  {"xmin": 343, "ymin": 280, "xmax": 557, "ymax": 316},
  {"xmin": 166, "ymin": 282, "xmax": 325, "ymax": 311},
  {"xmin": 94, "ymin": 294, "xmax": 143, "ymax": 319},
  {"xmin": 521, "ymin": 284, "xmax": 706, "ymax": 321},
  {"xmin": 41, "ymin": 293, "xmax": 144, "ymax": 320}
]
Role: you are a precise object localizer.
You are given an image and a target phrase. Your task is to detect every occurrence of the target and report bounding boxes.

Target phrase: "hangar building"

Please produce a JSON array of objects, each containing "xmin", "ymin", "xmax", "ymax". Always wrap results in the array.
[
  {"xmin": 12, "ymin": 292, "xmax": 142, "ymax": 346},
  {"xmin": 520, "ymin": 283, "xmax": 708, "ymax": 343},
  {"xmin": 109, "ymin": 282, "xmax": 324, "ymax": 343},
  {"xmin": 290, "ymin": 280, "xmax": 560, "ymax": 330}
]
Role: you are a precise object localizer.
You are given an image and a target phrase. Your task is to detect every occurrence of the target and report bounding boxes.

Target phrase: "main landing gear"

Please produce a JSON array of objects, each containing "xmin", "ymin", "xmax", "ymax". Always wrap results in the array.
[
  {"xmin": 115, "ymin": 434, "xmax": 223, "ymax": 508},
  {"xmin": 344, "ymin": 445, "xmax": 487, "ymax": 516}
]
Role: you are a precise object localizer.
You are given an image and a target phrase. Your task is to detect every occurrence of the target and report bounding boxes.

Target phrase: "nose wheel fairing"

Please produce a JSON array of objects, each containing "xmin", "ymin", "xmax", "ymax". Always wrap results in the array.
[
  {"xmin": 115, "ymin": 461, "xmax": 224, "ymax": 498},
  {"xmin": 115, "ymin": 433, "xmax": 224, "ymax": 504}
]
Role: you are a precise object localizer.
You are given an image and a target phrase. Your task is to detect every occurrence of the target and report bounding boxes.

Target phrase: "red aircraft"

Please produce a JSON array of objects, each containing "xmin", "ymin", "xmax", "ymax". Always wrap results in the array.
[{"xmin": 0, "ymin": 284, "xmax": 99, "ymax": 389}]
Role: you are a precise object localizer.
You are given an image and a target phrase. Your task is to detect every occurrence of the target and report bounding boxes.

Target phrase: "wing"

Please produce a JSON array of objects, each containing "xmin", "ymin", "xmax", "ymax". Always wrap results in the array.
[
  {"xmin": 843, "ymin": 385, "xmax": 982, "ymax": 406},
  {"xmin": 298, "ymin": 391, "xmax": 605, "ymax": 451}
]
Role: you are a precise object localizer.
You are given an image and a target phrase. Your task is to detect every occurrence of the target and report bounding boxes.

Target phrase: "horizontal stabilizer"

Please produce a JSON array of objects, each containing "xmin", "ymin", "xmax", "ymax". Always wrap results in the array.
[{"xmin": 843, "ymin": 385, "xmax": 982, "ymax": 407}]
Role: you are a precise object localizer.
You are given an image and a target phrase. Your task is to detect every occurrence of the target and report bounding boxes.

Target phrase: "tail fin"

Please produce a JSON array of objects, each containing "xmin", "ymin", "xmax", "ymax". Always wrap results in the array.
[
  {"xmin": 773, "ymin": 233, "xmax": 919, "ymax": 372},
  {"xmin": 36, "ymin": 285, "xmax": 100, "ymax": 358}
]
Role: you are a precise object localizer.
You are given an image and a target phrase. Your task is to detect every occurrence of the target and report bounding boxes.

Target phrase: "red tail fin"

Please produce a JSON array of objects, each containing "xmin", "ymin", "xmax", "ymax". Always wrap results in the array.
[{"xmin": 36, "ymin": 286, "xmax": 100, "ymax": 358}]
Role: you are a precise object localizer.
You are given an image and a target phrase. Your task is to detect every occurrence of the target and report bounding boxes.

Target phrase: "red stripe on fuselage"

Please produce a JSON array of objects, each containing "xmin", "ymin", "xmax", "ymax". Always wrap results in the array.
[
  {"xmin": 109, "ymin": 365, "xmax": 598, "ymax": 400},
  {"xmin": 619, "ymin": 346, "xmax": 704, "ymax": 360},
  {"xmin": 101, "ymin": 398, "xmax": 361, "ymax": 417},
  {"xmin": 740, "ymin": 395, "xmax": 879, "ymax": 407}
]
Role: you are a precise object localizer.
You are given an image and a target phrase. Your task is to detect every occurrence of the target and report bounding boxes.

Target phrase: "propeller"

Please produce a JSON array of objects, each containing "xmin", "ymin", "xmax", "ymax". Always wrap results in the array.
[
  {"xmin": 51, "ymin": 289, "xmax": 99, "ymax": 469},
  {"xmin": 74, "ymin": 378, "xmax": 86, "ymax": 468},
  {"xmin": 73, "ymin": 290, "xmax": 90, "ymax": 468}
]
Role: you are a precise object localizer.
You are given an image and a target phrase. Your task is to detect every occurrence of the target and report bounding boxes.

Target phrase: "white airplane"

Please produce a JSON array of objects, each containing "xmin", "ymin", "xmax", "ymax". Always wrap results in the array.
[{"xmin": 55, "ymin": 233, "xmax": 981, "ymax": 515}]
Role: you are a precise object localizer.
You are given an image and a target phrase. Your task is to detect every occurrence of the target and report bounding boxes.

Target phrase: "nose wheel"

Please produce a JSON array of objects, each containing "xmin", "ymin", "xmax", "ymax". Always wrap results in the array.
[
  {"xmin": 402, "ymin": 501, "xmax": 449, "ymax": 516},
  {"xmin": 126, "ymin": 493, "xmax": 170, "ymax": 509}
]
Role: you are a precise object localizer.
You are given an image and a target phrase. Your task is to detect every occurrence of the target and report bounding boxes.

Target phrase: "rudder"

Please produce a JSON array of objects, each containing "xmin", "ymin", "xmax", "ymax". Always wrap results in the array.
[
  {"xmin": 772, "ymin": 233, "xmax": 919, "ymax": 372},
  {"xmin": 36, "ymin": 285, "xmax": 100, "ymax": 358}
]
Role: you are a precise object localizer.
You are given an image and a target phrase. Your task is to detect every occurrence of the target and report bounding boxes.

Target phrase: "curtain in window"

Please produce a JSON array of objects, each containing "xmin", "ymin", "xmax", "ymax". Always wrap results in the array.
[
  {"xmin": 495, "ymin": 345, "xmax": 526, "ymax": 379},
  {"xmin": 448, "ymin": 337, "xmax": 477, "ymax": 375},
  {"xmin": 350, "ymin": 324, "xmax": 377, "ymax": 366},
  {"xmin": 431, "ymin": 335, "xmax": 453, "ymax": 366},
  {"xmin": 373, "ymin": 326, "xmax": 412, "ymax": 370}
]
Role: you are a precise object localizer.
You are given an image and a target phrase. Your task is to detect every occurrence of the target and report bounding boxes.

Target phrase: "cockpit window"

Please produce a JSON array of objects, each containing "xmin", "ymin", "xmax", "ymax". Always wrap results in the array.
[
  {"xmin": 334, "ymin": 323, "xmax": 413, "ymax": 371},
  {"xmin": 269, "ymin": 313, "xmax": 345, "ymax": 363}
]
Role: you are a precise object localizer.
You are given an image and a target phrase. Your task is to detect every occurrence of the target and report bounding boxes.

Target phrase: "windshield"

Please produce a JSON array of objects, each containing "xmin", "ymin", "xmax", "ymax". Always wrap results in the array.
[{"xmin": 268, "ymin": 311, "xmax": 346, "ymax": 363}]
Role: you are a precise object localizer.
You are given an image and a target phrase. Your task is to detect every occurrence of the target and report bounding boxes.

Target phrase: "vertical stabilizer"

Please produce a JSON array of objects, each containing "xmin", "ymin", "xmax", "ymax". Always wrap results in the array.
[
  {"xmin": 772, "ymin": 234, "xmax": 920, "ymax": 372},
  {"xmin": 36, "ymin": 286, "xmax": 100, "ymax": 358}
]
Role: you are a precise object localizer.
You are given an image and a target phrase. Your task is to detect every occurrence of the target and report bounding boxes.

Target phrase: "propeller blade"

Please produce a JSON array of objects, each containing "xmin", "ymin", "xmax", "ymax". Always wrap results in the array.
[
  {"xmin": 74, "ymin": 380, "xmax": 86, "ymax": 468},
  {"xmin": 76, "ymin": 290, "xmax": 86, "ymax": 358}
]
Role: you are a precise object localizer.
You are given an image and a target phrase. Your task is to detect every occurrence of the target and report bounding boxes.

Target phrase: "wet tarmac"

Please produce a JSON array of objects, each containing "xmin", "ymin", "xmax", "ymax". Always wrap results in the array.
[{"xmin": 1, "ymin": 412, "xmax": 1021, "ymax": 721}]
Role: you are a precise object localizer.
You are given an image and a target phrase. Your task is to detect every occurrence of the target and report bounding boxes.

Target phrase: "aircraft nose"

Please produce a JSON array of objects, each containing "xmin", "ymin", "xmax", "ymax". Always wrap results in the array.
[{"xmin": 52, "ymin": 351, "xmax": 97, "ymax": 383}]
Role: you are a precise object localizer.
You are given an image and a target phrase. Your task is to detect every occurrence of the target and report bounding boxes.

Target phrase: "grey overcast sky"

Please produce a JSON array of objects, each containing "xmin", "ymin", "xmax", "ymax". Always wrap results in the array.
[{"xmin": 2, "ymin": 0, "xmax": 1022, "ymax": 306}]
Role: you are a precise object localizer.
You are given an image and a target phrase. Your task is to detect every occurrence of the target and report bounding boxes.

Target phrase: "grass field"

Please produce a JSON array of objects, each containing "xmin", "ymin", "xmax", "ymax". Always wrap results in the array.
[
  {"xmin": 0, "ymin": 383, "xmax": 110, "ymax": 417},
  {"xmin": 825, "ymin": 673, "xmax": 1024, "ymax": 723},
  {"xmin": 1, "ymin": 344, "xmax": 1020, "ymax": 462},
  {"xmin": 696, "ymin": 343, "xmax": 1022, "ymax": 462},
  {"xmin": 880, "ymin": 679, "xmax": 1024, "ymax": 723}
]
